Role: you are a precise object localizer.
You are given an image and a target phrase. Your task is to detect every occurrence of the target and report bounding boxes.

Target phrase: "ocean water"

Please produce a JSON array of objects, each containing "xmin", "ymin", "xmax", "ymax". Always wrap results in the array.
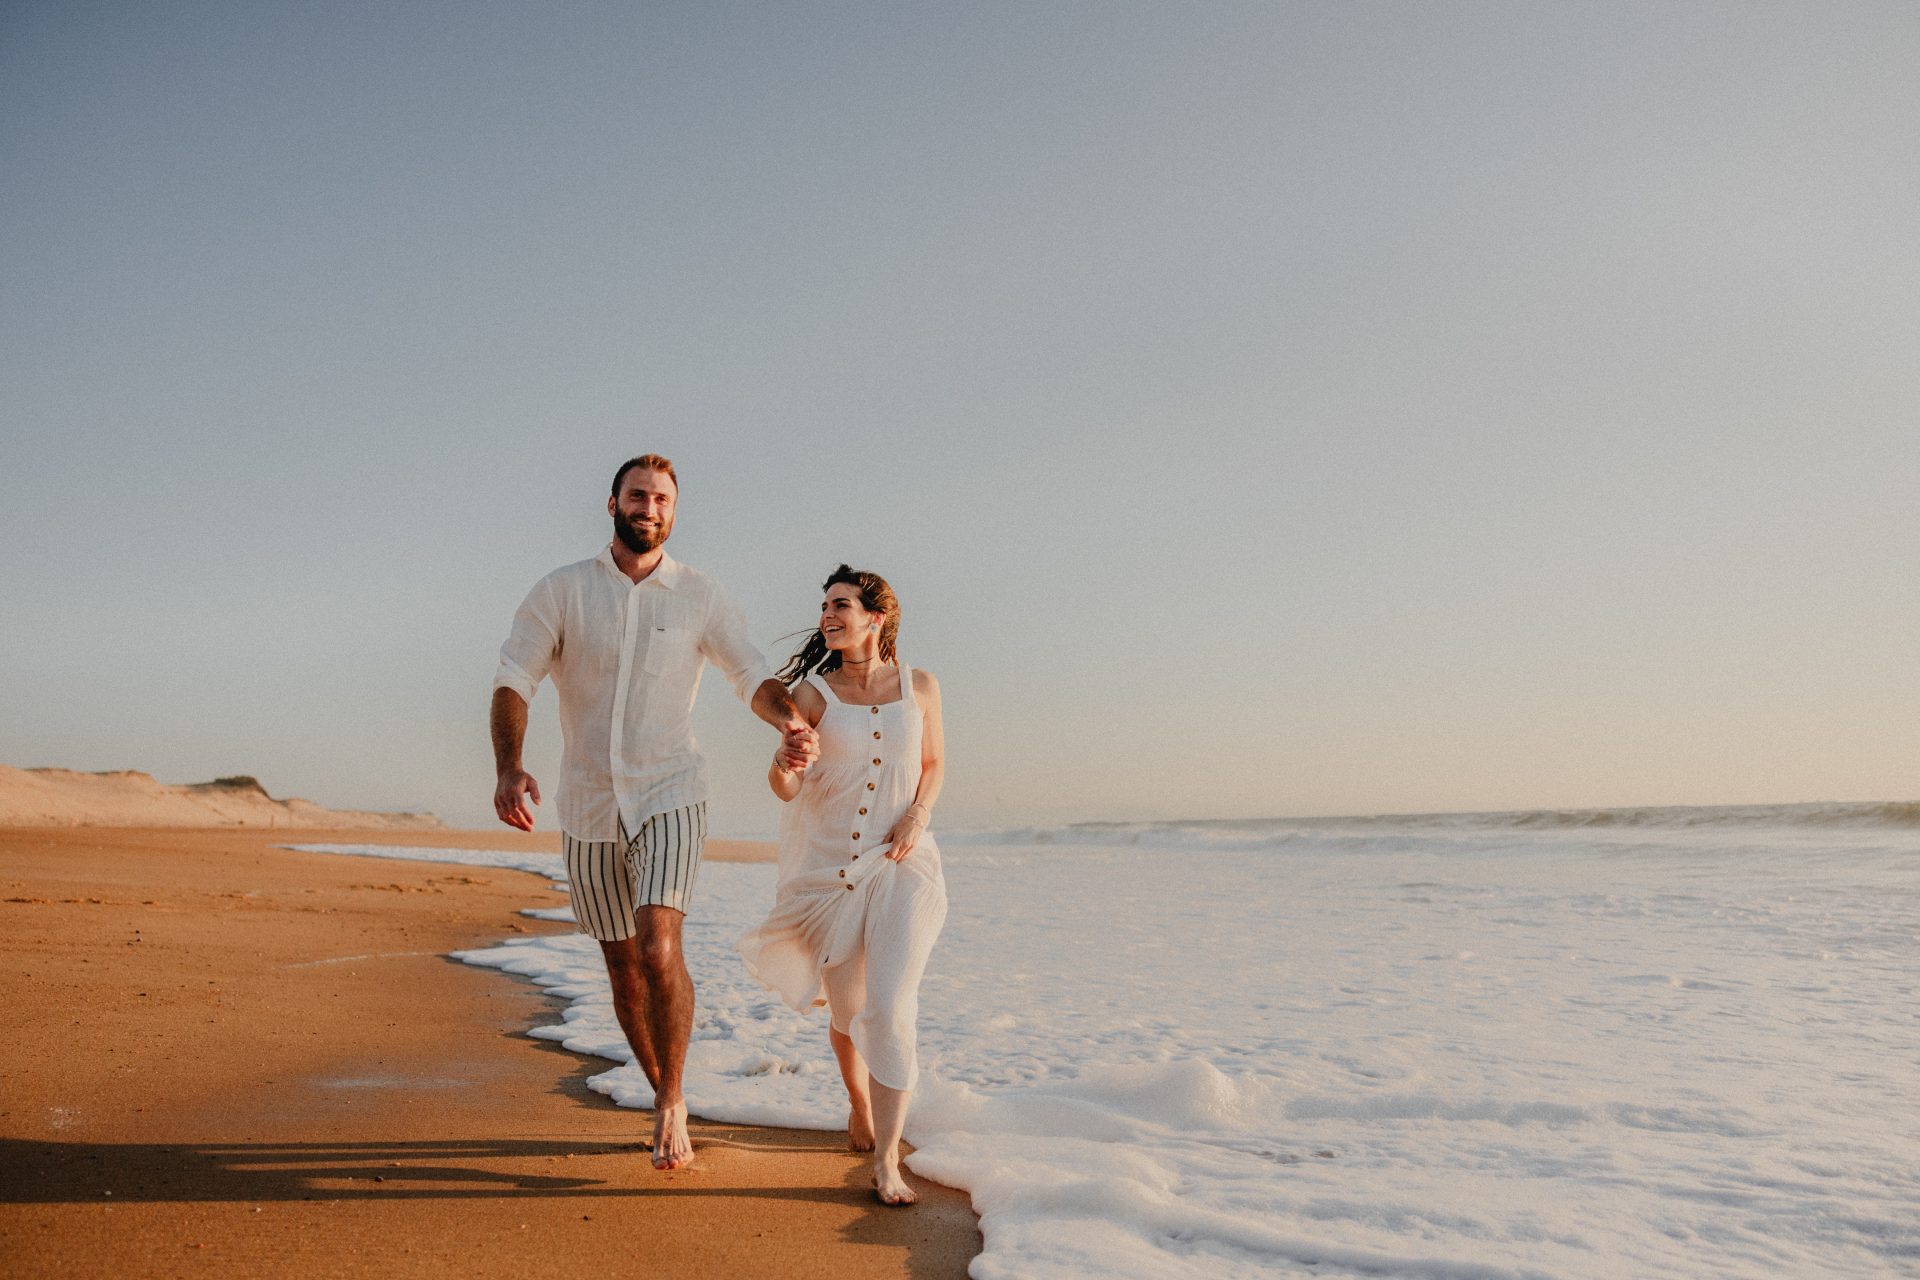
[{"xmin": 295, "ymin": 801, "xmax": 1920, "ymax": 1279}]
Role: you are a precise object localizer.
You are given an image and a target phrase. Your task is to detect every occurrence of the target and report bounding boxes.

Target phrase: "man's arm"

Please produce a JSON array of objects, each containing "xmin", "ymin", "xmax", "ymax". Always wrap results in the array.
[
  {"xmin": 492, "ymin": 577, "xmax": 559, "ymax": 831},
  {"xmin": 700, "ymin": 584, "xmax": 816, "ymax": 768},
  {"xmin": 491, "ymin": 687, "xmax": 542, "ymax": 830},
  {"xmin": 751, "ymin": 678, "xmax": 803, "ymax": 731}
]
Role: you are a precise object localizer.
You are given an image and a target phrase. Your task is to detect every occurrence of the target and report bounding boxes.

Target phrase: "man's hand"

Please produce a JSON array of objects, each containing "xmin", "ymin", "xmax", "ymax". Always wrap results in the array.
[
  {"xmin": 495, "ymin": 768, "xmax": 542, "ymax": 831},
  {"xmin": 777, "ymin": 721, "xmax": 819, "ymax": 774}
]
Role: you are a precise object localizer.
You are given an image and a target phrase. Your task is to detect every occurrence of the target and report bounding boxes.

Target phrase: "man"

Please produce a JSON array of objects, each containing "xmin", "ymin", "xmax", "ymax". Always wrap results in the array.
[{"xmin": 490, "ymin": 454, "xmax": 815, "ymax": 1170}]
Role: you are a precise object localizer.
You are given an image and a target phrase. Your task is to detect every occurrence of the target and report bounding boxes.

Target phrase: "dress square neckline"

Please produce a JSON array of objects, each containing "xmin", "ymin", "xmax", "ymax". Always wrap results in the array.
[{"xmin": 816, "ymin": 663, "xmax": 908, "ymax": 708}]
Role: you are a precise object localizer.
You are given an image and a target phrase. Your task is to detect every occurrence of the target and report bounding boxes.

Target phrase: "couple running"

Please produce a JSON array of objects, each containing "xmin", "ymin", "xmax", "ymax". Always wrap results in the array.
[{"xmin": 489, "ymin": 453, "xmax": 945, "ymax": 1206}]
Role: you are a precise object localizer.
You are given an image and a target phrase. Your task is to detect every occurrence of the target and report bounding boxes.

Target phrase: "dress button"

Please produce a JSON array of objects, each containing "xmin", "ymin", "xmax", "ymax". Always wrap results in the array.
[
  {"xmin": 837, "ymin": 869, "xmax": 845, "ymax": 878},
  {"xmin": 866, "ymin": 782, "xmax": 875, "ymax": 791},
  {"xmin": 858, "ymin": 807, "xmax": 867, "ymax": 815},
  {"xmin": 846, "ymin": 882, "xmax": 855, "ymax": 891},
  {"xmin": 872, "ymin": 758, "xmax": 881, "ymax": 766},
  {"xmin": 851, "ymin": 853, "xmax": 859, "ymax": 860},
  {"xmin": 871, "ymin": 706, "xmax": 879, "ymax": 714},
  {"xmin": 852, "ymin": 832, "xmax": 860, "ymax": 840},
  {"xmin": 873, "ymin": 731, "xmax": 881, "ymax": 740}
]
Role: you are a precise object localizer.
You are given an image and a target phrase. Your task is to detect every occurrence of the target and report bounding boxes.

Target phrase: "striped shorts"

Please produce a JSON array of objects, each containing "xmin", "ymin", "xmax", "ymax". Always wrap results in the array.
[{"xmin": 562, "ymin": 803, "xmax": 708, "ymax": 940}]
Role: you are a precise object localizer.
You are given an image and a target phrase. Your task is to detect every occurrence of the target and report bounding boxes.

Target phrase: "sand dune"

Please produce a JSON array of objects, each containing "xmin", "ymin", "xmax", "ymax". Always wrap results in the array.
[{"xmin": 0, "ymin": 766, "xmax": 442, "ymax": 829}]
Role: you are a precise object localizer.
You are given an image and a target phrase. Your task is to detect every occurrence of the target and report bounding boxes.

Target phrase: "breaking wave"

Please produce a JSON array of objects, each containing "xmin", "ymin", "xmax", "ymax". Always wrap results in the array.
[{"xmin": 944, "ymin": 801, "xmax": 1920, "ymax": 851}]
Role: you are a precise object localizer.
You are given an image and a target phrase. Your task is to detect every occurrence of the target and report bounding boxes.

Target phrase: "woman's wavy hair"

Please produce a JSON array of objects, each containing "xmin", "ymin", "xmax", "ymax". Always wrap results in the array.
[{"xmin": 777, "ymin": 564, "xmax": 900, "ymax": 686}]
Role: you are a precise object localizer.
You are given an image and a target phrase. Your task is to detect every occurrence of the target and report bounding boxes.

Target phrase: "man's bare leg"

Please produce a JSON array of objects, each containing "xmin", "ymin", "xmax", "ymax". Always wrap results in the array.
[
  {"xmin": 870, "ymin": 1079, "xmax": 914, "ymax": 1205},
  {"xmin": 597, "ymin": 938, "xmax": 661, "ymax": 1091},
  {"xmin": 635, "ymin": 904, "xmax": 694, "ymax": 1169},
  {"xmin": 829, "ymin": 1025, "xmax": 874, "ymax": 1152}
]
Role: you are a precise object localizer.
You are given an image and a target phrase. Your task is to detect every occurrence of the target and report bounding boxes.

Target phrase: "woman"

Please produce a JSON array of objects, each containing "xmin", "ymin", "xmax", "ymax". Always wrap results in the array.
[{"xmin": 738, "ymin": 565, "xmax": 947, "ymax": 1206}]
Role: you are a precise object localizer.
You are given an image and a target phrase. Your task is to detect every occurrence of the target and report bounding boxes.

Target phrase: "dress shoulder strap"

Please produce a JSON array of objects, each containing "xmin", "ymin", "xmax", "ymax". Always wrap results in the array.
[
  {"xmin": 895, "ymin": 660, "xmax": 918, "ymax": 726},
  {"xmin": 806, "ymin": 672, "xmax": 837, "ymax": 703}
]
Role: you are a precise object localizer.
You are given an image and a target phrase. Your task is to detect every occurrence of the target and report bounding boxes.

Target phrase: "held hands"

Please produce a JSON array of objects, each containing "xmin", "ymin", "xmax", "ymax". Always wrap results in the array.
[
  {"xmin": 495, "ymin": 768, "xmax": 541, "ymax": 831},
  {"xmin": 776, "ymin": 720, "xmax": 820, "ymax": 775},
  {"xmin": 885, "ymin": 804, "xmax": 930, "ymax": 861}
]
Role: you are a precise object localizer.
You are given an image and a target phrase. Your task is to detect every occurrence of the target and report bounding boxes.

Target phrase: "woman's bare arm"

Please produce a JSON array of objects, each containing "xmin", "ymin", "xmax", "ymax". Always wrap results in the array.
[
  {"xmin": 886, "ymin": 668, "xmax": 944, "ymax": 859},
  {"xmin": 768, "ymin": 681, "xmax": 825, "ymax": 803}
]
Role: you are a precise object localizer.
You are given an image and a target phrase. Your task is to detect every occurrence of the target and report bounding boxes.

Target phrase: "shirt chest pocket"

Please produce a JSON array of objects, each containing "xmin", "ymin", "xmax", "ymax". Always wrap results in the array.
[{"xmin": 640, "ymin": 616, "xmax": 700, "ymax": 675}]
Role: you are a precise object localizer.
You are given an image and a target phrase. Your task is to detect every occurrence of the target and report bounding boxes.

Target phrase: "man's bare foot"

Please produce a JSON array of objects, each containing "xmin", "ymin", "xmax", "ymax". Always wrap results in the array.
[
  {"xmin": 873, "ymin": 1155, "xmax": 916, "ymax": 1206},
  {"xmin": 848, "ymin": 1102, "xmax": 875, "ymax": 1153},
  {"xmin": 651, "ymin": 1098, "xmax": 694, "ymax": 1171}
]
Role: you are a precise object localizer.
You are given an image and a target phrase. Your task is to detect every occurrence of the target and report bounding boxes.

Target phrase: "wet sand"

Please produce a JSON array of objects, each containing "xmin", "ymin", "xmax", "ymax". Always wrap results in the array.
[{"xmin": 0, "ymin": 826, "xmax": 979, "ymax": 1278}]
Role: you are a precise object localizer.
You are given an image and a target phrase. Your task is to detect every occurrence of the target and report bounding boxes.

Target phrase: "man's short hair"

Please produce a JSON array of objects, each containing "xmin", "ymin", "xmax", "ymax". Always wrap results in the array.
[{"xmin": 611, "ymin": 454, "xmax": 678, "ymax": 499}]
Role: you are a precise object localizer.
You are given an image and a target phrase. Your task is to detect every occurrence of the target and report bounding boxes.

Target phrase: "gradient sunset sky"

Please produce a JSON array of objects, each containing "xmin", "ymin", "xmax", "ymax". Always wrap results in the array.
[{"xmin": 4, "ymin": 2, "xmax": 1916, "ymax": 833}]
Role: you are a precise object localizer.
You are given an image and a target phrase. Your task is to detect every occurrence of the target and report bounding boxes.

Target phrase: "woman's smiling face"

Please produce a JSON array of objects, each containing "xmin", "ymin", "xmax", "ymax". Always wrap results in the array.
[{"xmin": 820, "ymin": 584, "xmax": 879, "ymax": 651}]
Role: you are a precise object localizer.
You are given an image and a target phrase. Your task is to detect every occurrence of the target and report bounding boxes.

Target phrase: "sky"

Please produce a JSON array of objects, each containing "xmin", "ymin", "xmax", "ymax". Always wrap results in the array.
[{"xmin": 3, "ymin": 1, "xmax": 1916, "ymax": 835}]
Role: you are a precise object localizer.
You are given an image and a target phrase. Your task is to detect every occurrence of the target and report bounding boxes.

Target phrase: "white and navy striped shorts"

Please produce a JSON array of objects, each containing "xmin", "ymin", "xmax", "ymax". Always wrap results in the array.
[{"xmin": 562, "ymin": 803, "xmax": 708, "ymax": 940}]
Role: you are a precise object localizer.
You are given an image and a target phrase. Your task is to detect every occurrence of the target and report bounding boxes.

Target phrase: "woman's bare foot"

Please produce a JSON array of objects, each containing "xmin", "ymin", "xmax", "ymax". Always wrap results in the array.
[
  {"xmin": 848, "ymin": 1102, "xmax": 876, "ymax": 1153},
  {"xmin": 651, "ymin": 1098, "xmax": 694, "ymax": 1170},
  {"xmin": 831, "ymin": 1027, "xmax": 873, "ymax": 1151},
  {"xmin": 873, "ymin": 1154, "xmax": 916, "ymax": 1206}
]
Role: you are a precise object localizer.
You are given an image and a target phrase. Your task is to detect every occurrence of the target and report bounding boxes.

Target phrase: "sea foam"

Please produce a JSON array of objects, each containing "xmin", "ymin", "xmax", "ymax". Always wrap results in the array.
[{"xmin": 292, "ymin": 803, "xmax": 1920, "ymax": 1278}]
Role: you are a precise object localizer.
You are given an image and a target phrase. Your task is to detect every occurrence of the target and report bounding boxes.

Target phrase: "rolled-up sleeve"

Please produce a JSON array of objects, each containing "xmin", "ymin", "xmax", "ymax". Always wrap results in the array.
[
  {"xmin": 494, "ymin": 577, "xmax": 561, "ymax": 703},
  {"xmin": 701, "ymin": 585, "xmax": 774, "ymax": 704}
]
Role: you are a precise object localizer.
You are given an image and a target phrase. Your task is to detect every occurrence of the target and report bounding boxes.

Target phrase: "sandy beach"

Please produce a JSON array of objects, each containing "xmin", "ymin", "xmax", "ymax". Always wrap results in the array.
[{"xmin": 0, "ymin": 825, "xmax": 979, "ymax": 1278}]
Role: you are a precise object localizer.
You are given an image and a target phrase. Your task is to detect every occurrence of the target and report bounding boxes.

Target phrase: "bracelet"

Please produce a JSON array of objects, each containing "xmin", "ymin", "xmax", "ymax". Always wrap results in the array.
[{"xmin": 906, "ymin": 803, "xmax": 931, "ymax": 820}]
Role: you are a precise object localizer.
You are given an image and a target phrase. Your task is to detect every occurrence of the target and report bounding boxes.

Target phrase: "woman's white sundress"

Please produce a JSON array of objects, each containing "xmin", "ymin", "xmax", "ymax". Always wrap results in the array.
[{"xmin": 737, "ymin": 661, "xmax": 947, "ymax": 1091}]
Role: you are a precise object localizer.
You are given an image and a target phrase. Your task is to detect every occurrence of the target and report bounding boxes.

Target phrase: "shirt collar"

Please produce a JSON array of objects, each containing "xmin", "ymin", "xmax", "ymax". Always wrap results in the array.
[{"xmin": 598, "ymin": 544, "xmax": 682, "ymax": 590}]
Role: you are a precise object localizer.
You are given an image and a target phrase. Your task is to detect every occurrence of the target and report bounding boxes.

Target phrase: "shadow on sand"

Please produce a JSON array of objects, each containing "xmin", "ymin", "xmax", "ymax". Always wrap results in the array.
[
  {"xmin": 1, "ymin": 1134, "xmax": 889, "ymax": 1205},
  {"xmin": 1, "ymin": 1133, "xmax": 976, "ymax": 1277}
]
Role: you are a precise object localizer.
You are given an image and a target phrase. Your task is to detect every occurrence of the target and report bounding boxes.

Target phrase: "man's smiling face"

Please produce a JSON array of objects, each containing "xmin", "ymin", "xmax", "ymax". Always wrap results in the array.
[{"xmin": 609, "ymin": 466, "xmax": 676, "ymax": 554}]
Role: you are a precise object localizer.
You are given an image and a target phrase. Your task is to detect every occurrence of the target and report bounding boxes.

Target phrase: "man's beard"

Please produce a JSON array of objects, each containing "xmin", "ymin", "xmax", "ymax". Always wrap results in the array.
[{"xmin": 613, "ymin": 512, "xmax": 670, "ymax": 554}]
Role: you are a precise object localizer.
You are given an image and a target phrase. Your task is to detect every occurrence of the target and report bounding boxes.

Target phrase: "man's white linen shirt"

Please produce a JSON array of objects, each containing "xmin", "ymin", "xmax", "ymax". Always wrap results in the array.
[{"xmin": 493, "ymin": 548, "xmax": 774, "ymax": 842}]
